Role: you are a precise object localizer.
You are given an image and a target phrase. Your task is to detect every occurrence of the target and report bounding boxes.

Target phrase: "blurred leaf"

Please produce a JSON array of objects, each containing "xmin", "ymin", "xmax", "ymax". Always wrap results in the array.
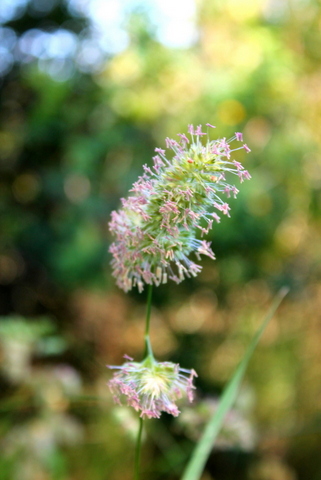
[{"xmin": 0, "ymin": 316, "xmax": 54, "ymax": 341}]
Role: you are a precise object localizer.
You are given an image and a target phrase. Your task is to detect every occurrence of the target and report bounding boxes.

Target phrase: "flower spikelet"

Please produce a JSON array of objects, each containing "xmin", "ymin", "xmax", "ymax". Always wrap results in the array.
[
  {"xmin": 109, "ymin": 124, "xmax": 251, "ymax": 292},
  {"xmin": 108, "ymin": 355, "xmax": 198, "ymax": 419}
]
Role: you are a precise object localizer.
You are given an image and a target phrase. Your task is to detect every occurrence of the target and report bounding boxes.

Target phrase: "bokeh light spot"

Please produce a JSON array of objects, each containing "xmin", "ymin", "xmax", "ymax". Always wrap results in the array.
[
  {"xmin": 226, "ymin": 0, "xmax": 266, "ymax": 21},
  {"xmin": 274, "ymin": 216, "xmax": 307, "ymax": 253},
  {"xmin": 12, "ymin": 173, "xmax": 41, "ymax": 203},
  {"xmin": 64, "ymin": 174, "xmax": 91, "ymax": 203},
  {"xmin": 217, "ymin": 99, "xmax": 246, "ymax": 125}
]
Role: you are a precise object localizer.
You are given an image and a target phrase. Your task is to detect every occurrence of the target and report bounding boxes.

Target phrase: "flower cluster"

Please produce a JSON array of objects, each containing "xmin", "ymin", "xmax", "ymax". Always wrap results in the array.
[
  {"xmin": 109, "ymin": 124, "xmax": 251, "ymax": 292},
  {"xmin": 108, "ymin": 355, "xmax": 197, "ymax": 419}
]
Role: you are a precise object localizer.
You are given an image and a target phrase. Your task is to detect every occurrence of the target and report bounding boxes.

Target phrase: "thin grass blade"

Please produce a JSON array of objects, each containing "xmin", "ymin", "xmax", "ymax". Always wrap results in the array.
[{"xmin": 181, "ymin": 287, "xmax": 289, "ymax": 480}]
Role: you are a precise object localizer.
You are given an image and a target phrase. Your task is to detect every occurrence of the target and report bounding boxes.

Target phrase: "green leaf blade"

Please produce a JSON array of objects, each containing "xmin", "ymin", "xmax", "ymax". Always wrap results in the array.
[{"xmin": 181, "ymin": 287, "xmax": 289, "ymax": 480}]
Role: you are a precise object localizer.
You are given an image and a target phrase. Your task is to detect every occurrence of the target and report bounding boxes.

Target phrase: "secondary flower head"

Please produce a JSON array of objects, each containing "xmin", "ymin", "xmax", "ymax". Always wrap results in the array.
[
  {"xmin": 108, "ymin": 355, "xmax": 197, "ymax": 419},
  {"xmin": 109, "ymin": 124, "xmax": 251, "ymax": 292}
]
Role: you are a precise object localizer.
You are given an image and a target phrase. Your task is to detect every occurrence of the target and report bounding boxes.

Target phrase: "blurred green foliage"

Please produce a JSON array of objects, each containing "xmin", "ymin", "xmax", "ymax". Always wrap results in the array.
[{"xmin": 1, "ymin": 0, "xmax": 321, "ymax": 479}]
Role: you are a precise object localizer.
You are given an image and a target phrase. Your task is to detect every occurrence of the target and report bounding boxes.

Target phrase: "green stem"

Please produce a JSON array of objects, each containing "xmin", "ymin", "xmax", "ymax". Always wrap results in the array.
[
  {"xmin": 134, "ymin": 417, "xmax": 144, "ymax": 480},
  {"xmin": 143, "ymin": 284, "xmax": 154, "ymax": 359},
  {"xmin": 133, "ymin": 284, "xmax": 153, "ymax": 480}
]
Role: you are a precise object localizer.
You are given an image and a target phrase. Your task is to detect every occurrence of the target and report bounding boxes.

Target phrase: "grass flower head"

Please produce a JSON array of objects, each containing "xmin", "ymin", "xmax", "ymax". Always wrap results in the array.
[
  {"xmin": 109, "ymin": 124, "xmax": 251, "ymax": 292},
  {"xmin": 108, "ymin": 355, "xmax": 197, "ymax": 419}
]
